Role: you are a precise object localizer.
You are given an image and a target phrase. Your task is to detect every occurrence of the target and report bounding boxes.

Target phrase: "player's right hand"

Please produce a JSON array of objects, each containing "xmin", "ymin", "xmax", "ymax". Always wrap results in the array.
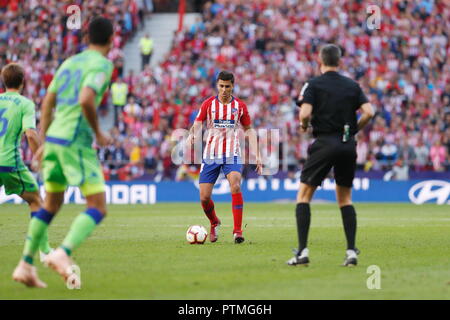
[
  {"xmin": 31, "ymin": 146, "xmax": 44, "ymax": 172},
  {"xmin": 96, "ymin": 131, "xmax": 113, "ymax": 147},
  {"xmin": 186, "ymin": 134, "xmax": 195, "ymax": 146},
  {"xmin": 255, "ymin": 155, "xmax": 263, "ymax": 175}
]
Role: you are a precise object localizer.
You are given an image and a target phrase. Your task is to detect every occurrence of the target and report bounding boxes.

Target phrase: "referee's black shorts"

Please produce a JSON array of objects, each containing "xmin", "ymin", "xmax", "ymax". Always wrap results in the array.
[{"xmin": 300, "ymin": 135, "xmax": 357, "ymax": 188}]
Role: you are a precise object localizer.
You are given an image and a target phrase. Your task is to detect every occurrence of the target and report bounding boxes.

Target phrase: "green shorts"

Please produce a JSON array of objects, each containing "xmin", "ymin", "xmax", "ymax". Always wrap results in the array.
[
  {"xmin": 42, "ymin": 142, "xmax": 105, "ymax": 196},
  {"xmin": 0, "ymin": 169, "xmax": 39, "ymax": 196}
]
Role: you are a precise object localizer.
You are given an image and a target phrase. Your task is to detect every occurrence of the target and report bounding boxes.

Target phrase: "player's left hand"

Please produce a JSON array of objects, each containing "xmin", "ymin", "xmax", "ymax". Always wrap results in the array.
[
  {"xmin": 255, "ymin": 155, "xmax": 263, "ymax": 175},
  {"xmin": 96, "ymin": 131, "xmax": 113, "ymax": 147},
  {"xmin": 31, "ymin": 146, "xmax": 44, "ymax": 171},
  {"xmin": 300, "ymin": 124, "xmax": 309, "ymax": 133}
]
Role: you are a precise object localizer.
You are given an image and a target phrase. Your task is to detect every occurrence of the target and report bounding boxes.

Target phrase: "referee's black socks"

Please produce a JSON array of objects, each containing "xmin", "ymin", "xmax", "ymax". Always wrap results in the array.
[
  {"xmin": 340, "ymin": 205, "xmax": 357, "ymax": 250},
  {"xmin": 295, "ymin": 203, "xmax": 311, "ymax": 253}
]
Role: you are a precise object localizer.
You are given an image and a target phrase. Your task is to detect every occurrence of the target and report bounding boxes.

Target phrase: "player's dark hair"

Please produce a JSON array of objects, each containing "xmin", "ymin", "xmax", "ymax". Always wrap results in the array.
[
  {"xmin": 319, "ymin": 44, "xmax": 341, "ymax": 67},
  {"xmin": 217, "ymin": 71, "xmax": 234, "ymax": 84},
  {"xmin": 88, "ymin": 16, "xmax": 113, "ymax": 45},
  {"xmin": 1, "ymin": 63, "xmax": 25, "ymax": 89}
]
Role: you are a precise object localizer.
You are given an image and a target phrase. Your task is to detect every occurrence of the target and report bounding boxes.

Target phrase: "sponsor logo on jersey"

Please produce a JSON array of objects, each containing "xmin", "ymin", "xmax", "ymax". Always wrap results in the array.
[{"xmin": 213, "ymin": 119, "xmax": 235, "ymax": 128}]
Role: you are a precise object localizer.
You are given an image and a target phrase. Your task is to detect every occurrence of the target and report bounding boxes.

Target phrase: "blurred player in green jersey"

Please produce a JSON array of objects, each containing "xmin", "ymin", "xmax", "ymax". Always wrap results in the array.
[
  {"xmin": 0, "ymin": 63, "xmax": 52, "ymax": 276},
  {"xmin": 13, "ymin": 17, "xmax": 114, "ymax": 288}
]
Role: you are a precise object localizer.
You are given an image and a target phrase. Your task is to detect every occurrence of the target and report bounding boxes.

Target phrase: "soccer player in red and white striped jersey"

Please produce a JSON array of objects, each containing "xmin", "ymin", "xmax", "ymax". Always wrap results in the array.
[{"xmin": 187, "ymin": 71, "xmax": 262, "ymax": 244}]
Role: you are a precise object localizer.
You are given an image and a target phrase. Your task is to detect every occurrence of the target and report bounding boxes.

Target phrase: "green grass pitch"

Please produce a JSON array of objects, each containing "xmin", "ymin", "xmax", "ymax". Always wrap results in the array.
[{"xmin": 1, "ymin": 203, "xmax": 449, "ymax": 299}]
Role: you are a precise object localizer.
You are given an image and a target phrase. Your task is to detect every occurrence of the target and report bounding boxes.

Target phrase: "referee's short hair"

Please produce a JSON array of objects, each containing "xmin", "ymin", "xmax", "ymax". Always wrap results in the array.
[
  {"xmin": 88, "ymin": 16, "xmax": 113, "ymax": 45},
  {"xmin": 319, "ymin": 44, "xmax": 341, "ymax": 67}
]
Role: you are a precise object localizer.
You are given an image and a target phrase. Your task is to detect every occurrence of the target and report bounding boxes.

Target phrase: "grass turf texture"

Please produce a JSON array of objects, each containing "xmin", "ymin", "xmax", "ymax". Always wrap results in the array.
[{"xmin": 1, "ymin": 203, "xmax": 449, "ymax": 299}]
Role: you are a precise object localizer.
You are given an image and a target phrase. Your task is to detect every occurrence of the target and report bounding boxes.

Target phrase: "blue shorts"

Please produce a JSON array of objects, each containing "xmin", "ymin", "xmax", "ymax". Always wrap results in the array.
[{"xmin": 199, "ymin": 156, "xmax": 243, "ymax": 184}]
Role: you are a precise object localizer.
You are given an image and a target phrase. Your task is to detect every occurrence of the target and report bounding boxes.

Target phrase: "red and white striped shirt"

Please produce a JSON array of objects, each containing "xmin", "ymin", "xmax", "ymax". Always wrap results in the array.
[{"xmin": 196, "ymin": 96, "xmax": 251, "ymax": 159}]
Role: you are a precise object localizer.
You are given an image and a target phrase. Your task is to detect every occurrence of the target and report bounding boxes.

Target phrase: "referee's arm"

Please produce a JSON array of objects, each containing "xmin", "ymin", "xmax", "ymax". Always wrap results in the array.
[
  {"xmin": 357, "ymin": 102, "xmax": 375, "ymax": 131},
  {"xmin": 298, "ymin": 103, "xmax": 312, "ymax": 132},
  {"xmin": 297, "ymin": 81, "xmax": 314, "ymax": 132}
]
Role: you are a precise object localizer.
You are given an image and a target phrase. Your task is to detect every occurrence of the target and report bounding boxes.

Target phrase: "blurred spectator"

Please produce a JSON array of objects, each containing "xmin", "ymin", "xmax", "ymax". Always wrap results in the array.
[
  {"xmin": 378, "ymin": 141, "xmax": 398, "ymax": 167},
  {"xmin": 139, "ymin": 33, "xmax": 154, "ymax": 70},
  {"xmin": 414, "ymin": 139, "xmax": 430, "ymax": 171},
  {"xmin": 144, "ymin": 0, "xmax": 154, "ymax": 14},
  {"xmin": 190, "ymin": 16, "xmax": 206, "ymax": 35},
  {"xmin": 111, "ymin": 77, "xmax": 129, "ymax": 125},
  {"xmin": 129, "ymin": 142, "xmax": 142, "ymax": 164},
  {"xmin": 384, "ymin": 159, "xmax": 410, "ymax": 181},
  {"xmin": 397, "ymin": 139, "xmax": 417, "ymax": 167},
  {"xmin": 124, "ymin": 96, "xmax": 143, "ymax": 118},
  {"xmin": 430, "ymin": 140, "xmax": 448, "ymax": 171}
]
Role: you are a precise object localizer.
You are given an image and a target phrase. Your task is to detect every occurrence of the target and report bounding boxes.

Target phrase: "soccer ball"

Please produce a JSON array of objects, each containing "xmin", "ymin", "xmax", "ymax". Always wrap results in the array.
[{"xmin": 186, "ymin": 225, "xmax": 208, "ymax": 244}]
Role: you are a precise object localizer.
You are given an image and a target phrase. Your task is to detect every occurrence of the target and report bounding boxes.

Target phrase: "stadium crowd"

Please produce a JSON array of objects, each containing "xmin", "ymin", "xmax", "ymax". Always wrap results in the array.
[
  {"xmin": 0, "ymin": 0, "xmax": 151, "ymax": 178},
  {"xmin": 1, "ymin": 0, "xmax": 449, "ymax": 181},
  {"xmin": 106, "ymin": 0, "xmax": 450, "ymax": 180}
]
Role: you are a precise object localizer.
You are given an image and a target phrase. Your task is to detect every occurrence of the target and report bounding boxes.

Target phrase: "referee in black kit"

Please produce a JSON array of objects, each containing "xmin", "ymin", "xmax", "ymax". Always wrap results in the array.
[{"xmin": 287, "ymin": 44, "xmax": 375, "ymax": 267}]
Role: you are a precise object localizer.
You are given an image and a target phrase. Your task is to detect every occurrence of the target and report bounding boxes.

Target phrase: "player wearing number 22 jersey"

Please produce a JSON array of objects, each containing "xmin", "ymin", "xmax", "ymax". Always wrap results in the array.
[
  {"xmin": 188, "ymin": 71, "xmax": 262, "ymax": 244},
  {"xmin": 13, "ymin": 17, "xmax": 115, "ymax": 288}
]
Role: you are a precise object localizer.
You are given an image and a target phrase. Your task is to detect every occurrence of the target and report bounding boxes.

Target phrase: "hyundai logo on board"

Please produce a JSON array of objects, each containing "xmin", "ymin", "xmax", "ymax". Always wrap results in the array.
[{"xmin": 408, "ymin": 180, "xmax": 450, "ymax": 205}]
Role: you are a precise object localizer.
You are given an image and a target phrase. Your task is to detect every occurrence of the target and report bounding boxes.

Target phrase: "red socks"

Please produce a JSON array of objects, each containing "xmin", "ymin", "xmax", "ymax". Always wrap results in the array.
[
  {"xmin": 202, "ymin": 194, "xmax": 244, "ymax": 233},
  {"xmin": 202, "ymin": 199, "xmax": 219, "ymax": 224},
  {"xmin": 232, "ymin": 192, "xmax": 244, "ymax": 233}
]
